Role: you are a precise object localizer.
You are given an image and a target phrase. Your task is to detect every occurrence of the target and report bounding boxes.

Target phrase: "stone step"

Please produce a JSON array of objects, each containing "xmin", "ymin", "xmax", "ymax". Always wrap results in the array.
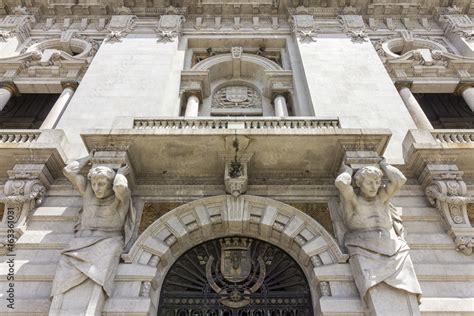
[
  {"xmin": 0, "ymin": 298, "xmax": 50, "ymax": 315},
  {"xmin": 391, "ymin": 196, "xmax": 432, "ymax": 207},
  {"xmin": 103, "ymin": 297, "xmax": 152, "ymax": 316},
  {"xmin": 0, "ymin": 261, "xmax": 157, "ymax": 283},
  {"xmin": 30, "ymin": 206, "xmax": 80, "ymax": 222},
  {"xmin": 8, "ymin": 249, "xmax": 62, "ymax": 263},
  {"xmin": 0, "ymin": 260, "xmax": 56, "ymax": 281},
  {"xmin": 406, "ymin": 233, "xmax": 454, "ymax": 250},
  {"xmin": 28, "ymin": 221, "xmax": 76, "ymax": 233},
  {"xmin": 400, "ymin": 206, "xmax": 441, "ymax": 222},
  {"xmin": 411, "ymin": 249, "xmax": 474, "ymax": 264},
  {"xmin": 404, "ymin": 221, "xmax": 445, "ymax": 234},
  {"xmin": 318, "ymin": 297, "xmax": 364, "ymax": 315},
  {"xmin": 16, "ymin": 231, "xmax": 73, "ymax": 250},
  {"xmin": 420, "ymin": 298, "xmax": 474, "ymax": 315},
  {"xmin": 314, "ymin": 263, "xmax": 474, "ymax": 283}
]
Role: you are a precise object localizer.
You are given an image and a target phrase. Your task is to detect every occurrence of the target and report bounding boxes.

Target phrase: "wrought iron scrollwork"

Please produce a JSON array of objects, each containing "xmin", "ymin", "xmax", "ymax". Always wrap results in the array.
[{"xmin": 159, "ymin": 237, "xmax": 313, "ymax": 316}]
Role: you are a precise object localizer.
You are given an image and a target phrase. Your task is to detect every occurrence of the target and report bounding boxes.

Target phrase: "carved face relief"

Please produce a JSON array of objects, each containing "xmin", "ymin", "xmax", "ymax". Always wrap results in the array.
[
  {"xmin": 90, "ymin": 176, "xmax": 113, "ymax": 199},
  {"xmin": 359, "ymin": 176, "xmax": 382, "ymax": 198}
]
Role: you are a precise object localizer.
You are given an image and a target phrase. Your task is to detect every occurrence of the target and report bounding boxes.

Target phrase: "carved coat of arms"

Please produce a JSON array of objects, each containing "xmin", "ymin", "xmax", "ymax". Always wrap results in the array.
[{"xmin": 220, "ymin": 242, "xmax": 251, "ymax": 283}]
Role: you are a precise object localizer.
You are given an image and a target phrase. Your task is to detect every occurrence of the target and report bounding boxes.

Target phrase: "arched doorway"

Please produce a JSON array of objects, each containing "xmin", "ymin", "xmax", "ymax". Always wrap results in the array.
[
  {"xmin": 158, "ymin": 236, "xmax": 313, "ymax": 316},
  {"xmin": 123, "ymin": 195, "xmax": 346, "ymax": 315}
]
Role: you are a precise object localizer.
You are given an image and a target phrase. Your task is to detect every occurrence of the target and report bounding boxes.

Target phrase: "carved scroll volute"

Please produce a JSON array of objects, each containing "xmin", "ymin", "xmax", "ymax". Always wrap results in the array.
[
  {"xmin": 425, "ymin": 180, "xmax": 469, "ymax": 227},
  {"xmin": 1, "ymin": 178, "xmax": 45, "ymax": 231},
  {"xmin": 423, "ymin": 167, "xmax": 474, "ymax": 255}
]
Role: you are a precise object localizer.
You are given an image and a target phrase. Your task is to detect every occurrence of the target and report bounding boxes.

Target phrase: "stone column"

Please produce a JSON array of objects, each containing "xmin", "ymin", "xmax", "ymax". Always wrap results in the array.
[
  {"xmin": 40, "ymin": 83, "xmax": 78, "ymax": 129},
  {"xmin": 396, "ymin": 83, "xmax": 433, "ymax": 129},
  {"xmin": 456, "ymin": 83, "xmax": 474, "ymax": 112},
  {"xmin": 0, "ymin": 83, "xmax": 18, "ymax": 111},
  {"xmin": 274, "ymin": 94, "xmax": 288, "ymax": 117},
  {"xmin": 184, "ymin": 94, "xmax": 200, "ymax": 117}
]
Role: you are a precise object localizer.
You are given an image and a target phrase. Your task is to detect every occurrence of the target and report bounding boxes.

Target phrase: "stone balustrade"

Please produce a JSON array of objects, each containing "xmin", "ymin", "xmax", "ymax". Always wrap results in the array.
[
  {"xmin": 133, "ymin": 117, "xmax": 340, "ymax": 130},
  {"xmin": 0, "ymin": 131, "xmax": 41, "ymax": 143},
  {"xmin": 431, "ymin": 130, "xmax": 474, "ymax": 144}
]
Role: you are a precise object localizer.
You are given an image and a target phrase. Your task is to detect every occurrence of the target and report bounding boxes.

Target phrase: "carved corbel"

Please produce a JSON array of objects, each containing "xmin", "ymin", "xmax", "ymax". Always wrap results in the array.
[
  {"xmin": 156, "ymin": 15, "xmax": 185, "ymax": 43},
  {"xmin": 290, "ymin": 15, "xmax": 318, "ymax": 43},
  {"xmin": 223, "ymin": 136, "xmax": 252, "ymax": 197},
  {"xmin": 0, "ymin": 164, "xmax": 51, "ymax": 254},
  {"xmin": 104, "ymin": 15, "xmax": 136, "ymax": 43},
  {"xmin": 338, "ymin": 15, "xmax": 368, "ymax": 43},
  {"xmin": 422, "ymin": 164, "xmax": 474, "ymax": 255}
]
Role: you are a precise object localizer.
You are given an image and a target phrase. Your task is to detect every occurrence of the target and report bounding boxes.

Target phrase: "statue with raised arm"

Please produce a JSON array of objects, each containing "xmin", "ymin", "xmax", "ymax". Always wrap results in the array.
[
  {"xmin": 335, "ymin": 159, "xmax": 421, "ymax": 304},
  {"xmin": 50, "ymin": 155, "xmax": 136, "ymax": 305}
]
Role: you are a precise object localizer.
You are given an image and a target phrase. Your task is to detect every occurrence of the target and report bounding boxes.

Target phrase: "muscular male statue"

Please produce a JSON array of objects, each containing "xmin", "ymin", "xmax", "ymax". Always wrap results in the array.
[
  {"xmin": 51, "ymin": 155, "xmax": 135, "ymax": 300},
  {"xmin": 335, "ymin": 159, "xmax": 421, "ymax": 302}
]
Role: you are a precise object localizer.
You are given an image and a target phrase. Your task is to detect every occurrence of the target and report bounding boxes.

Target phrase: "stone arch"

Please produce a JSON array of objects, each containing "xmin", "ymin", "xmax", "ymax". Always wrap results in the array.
[{"xmin": 124, "ymin": 195, "xmax": 344, "ymax": 314}]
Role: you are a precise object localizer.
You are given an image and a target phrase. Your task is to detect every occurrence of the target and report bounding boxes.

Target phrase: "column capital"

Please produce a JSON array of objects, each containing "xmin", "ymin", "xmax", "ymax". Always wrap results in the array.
[
  {"xmin": 61, "ymin": 81, "xmax": 79, "ymax": 91},
  {"xmin": 454, "ymin": 81, "xmax": 474, "ymax": 95},
  {"xmin": 0, "ymin": 82, "xmax": 19, "ymax": 96},
  {"xmin": 394, "ymin": 80, "xmax": 413, "ymax": 91}
]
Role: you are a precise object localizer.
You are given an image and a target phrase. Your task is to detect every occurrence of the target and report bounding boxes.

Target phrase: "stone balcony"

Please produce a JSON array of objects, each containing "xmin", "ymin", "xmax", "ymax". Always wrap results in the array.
[
  {"xmin": 403, "ymin": 129, "xmax": 474, "ymax": 179},
  {"xmin": 0, "ymin": 129, "xmax": 68, "ymax": 181},
  {"xmin": 82, "ymin": 117, "xmax": 390, "ymax": 185}
]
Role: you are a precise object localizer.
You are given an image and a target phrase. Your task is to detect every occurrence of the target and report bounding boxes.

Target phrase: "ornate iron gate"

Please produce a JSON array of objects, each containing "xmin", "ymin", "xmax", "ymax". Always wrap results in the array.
[{"xmin": 158, "ymin": 237, "xmax": 313, "ymax": 316}]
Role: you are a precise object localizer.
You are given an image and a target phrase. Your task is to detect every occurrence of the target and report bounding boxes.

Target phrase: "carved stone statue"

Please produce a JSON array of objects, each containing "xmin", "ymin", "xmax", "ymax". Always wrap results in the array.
[
  {"xmin": 335, "ymin": 159, "xmax": 422, "ymax": 307},
  {"xmin": 50, "ymin": 155, "xmax": 135, "ymax": 314}
]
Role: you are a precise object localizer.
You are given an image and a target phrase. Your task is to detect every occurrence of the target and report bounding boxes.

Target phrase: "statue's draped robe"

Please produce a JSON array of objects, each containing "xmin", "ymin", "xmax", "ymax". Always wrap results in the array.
[
  {"xmin": 344, "ymin": 205, "xmax": 422, "ymax": 302},
  {"xmin": 51, "ymin": 185, "xmax": 135, "ymax": 297}
]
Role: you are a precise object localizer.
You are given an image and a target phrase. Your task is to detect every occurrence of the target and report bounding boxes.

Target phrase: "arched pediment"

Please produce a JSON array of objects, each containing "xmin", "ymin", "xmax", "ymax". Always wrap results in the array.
[{"xmin": 193, "ymin": 53, "xmax": 283, "ymax": 72}]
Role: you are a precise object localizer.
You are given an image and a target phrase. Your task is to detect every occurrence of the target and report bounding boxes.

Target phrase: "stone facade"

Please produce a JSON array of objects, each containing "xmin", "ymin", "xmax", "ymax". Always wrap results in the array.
[{"xmin": 0, "ymin": 0, "xmax": 473, "ymax": 315}]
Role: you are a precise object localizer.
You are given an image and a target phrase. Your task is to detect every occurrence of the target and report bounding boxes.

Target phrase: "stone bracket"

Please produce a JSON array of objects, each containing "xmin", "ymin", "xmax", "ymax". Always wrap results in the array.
[
  {"xmin": 422, "ymin": 164, "xmax": 474, "ymax": 255},
  {"xmin": 0, "ymin": 163, "xmax": 52, "ymax": 254}
]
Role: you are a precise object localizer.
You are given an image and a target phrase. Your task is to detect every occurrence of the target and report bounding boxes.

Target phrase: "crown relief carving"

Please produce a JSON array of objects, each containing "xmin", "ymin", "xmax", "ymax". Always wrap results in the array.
[
  {"xmin": 104, "ymin": 15, "xmax": 136, "ymax": 43},
  {"xmin": 156, "ymin": 14, "xmax": 185, "ymax": 43},
  {"xmin": 290, "ymin": 14, "xmax": 318, "ymax": 43}
]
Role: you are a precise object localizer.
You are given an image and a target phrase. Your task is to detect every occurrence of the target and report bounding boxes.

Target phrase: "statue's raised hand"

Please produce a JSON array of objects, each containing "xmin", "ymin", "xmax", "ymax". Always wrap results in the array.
[{"xmin": 117, "ymin": 164, "xmax": 130, "ymax": 176}]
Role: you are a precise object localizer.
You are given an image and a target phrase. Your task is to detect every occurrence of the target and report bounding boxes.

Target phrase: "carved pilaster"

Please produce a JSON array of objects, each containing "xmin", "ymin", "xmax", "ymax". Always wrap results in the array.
[
  {"xmin": 0, "ymin": 164, "xmax": 51, "ymax": 254},
  {"xmin": 105, "ymin": 15, "xmax": 136, "ymax": 43},
  {"xmin": 156, "ymin": 15, "xmax": 185, "ymax": 43},
  {"xmin": 290, "ymin": 15, "xmax": 318, "ymax": 43},
  {"xmin": 338, "ymin": 15, "xmax": 368, "ymax": 43},
  {"xmin": 422, "ymin": 164, "xmax": 474, "ymax": 255}
]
